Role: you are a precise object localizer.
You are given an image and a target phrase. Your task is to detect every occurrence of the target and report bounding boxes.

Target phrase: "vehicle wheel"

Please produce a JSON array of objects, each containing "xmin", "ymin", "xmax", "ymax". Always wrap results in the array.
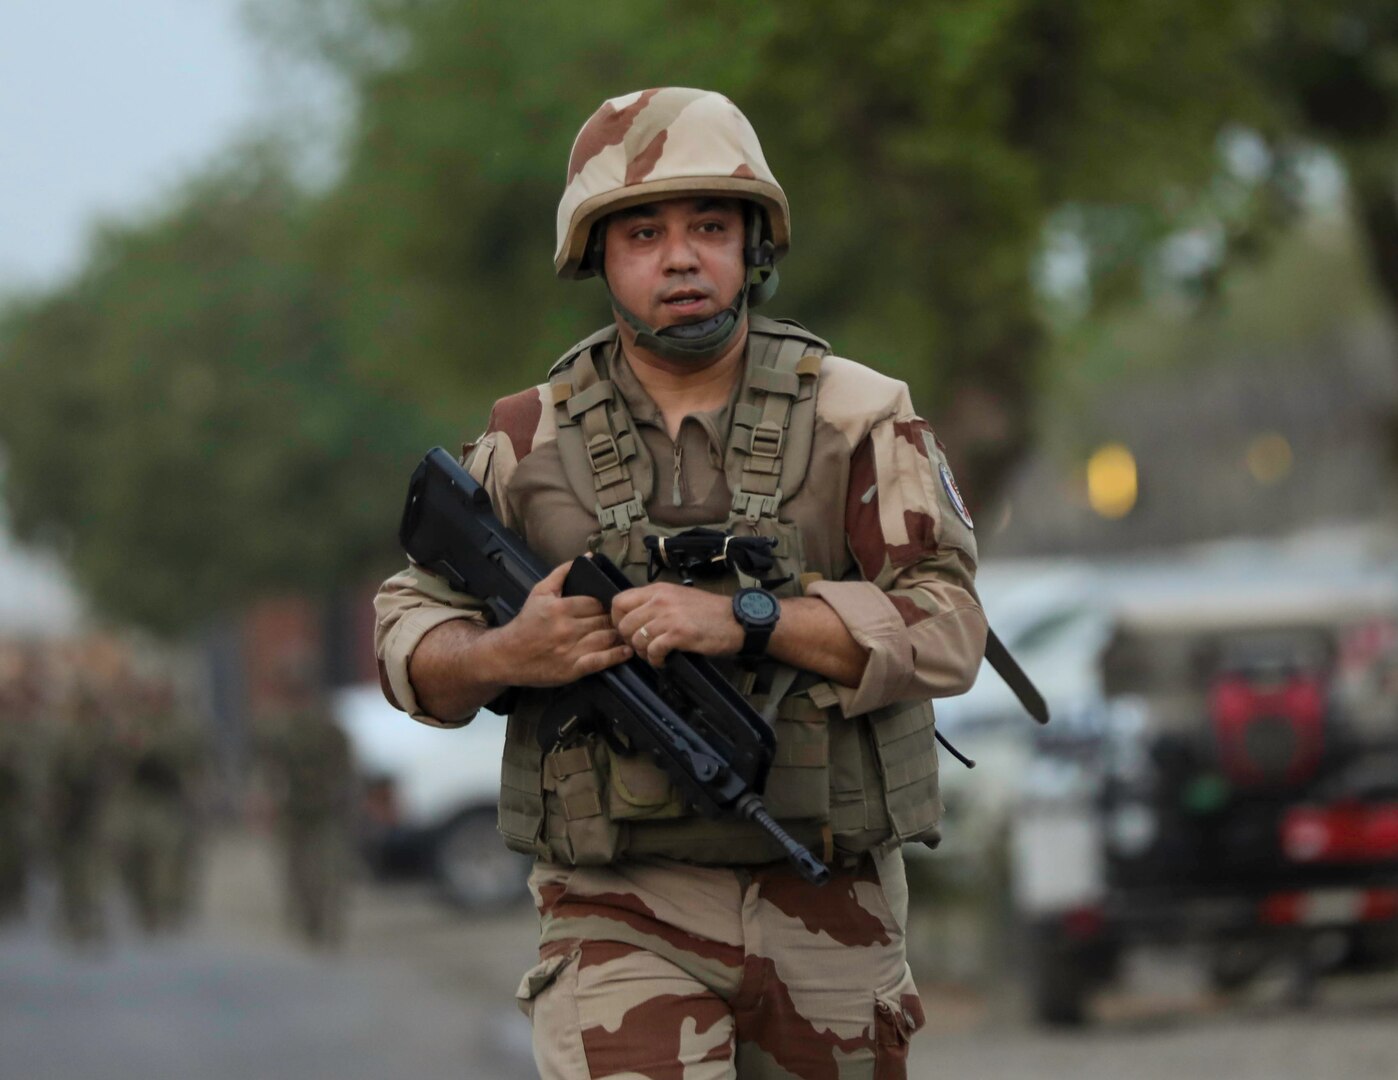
[
  {"xmin": 1207, "ymin": 940, "xmax": 1269, "ymax": 993},
  {"xmin": 1027, "ymin": 928, "xmax": 1113, "ymax": 1027},
  {"xmin": 432, "ymin": 809, "xmax": 531, "ymax": 911},
  {"xmin": 1030, "ymin": 955, "xmax": 1091, "ymax": 1027}
]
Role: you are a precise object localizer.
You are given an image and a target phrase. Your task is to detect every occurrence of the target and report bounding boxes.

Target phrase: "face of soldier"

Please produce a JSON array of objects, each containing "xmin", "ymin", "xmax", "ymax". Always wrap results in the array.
[{"xmin": 603, "ymin": 197, "xmax": 747, "ymax": 333}]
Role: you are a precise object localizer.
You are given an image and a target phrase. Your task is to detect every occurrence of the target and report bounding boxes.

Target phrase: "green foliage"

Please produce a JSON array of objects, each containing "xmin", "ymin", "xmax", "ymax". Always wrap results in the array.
[
  {"xmin": 1045, "ymin": 208, "xmax": 1390, "ymax": 456},
  {"xmin": 297, "ymin": 2, "xmax": 768, "ymax": 440},
  {"xmin": 268, "ymin": 0, "xmax": 1281, "ymax": 497},
  {"xmin": 0, "ymin": 146, "xmax": 428, "ymax": 634},
  {"xmin": 5, "ymin": 0, "xmax": 1398, "ymax": 633}
]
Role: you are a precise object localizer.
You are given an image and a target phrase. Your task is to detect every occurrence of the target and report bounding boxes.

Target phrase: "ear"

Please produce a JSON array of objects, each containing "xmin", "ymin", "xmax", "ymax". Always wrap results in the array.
[{"xmin": 584, "ymin": 222, "xmax": 607, "ymax": 278}]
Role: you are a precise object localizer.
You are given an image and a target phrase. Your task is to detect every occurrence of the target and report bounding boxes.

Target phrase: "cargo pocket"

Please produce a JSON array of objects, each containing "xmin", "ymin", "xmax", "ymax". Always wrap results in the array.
[
  {"xmin": 873, "ymin": 966, "xmax": 926, "ymax": 1080},
  {"xmin": 542, "ymin": 739, "xmax": 623, "ymax": 865},
  {"xmin": 869, "ymin": 701, "xmax": 942, "ymax": 842},
  {"xmin": 515, "ymin": 950, "xmax": 576, "ymax": 1019}
]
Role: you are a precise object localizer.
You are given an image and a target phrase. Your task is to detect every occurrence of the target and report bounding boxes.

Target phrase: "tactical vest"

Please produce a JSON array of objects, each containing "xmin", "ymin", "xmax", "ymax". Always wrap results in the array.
[{"xmin": 496, "ymin": 316, "xmax": 943, "ymax": 868}]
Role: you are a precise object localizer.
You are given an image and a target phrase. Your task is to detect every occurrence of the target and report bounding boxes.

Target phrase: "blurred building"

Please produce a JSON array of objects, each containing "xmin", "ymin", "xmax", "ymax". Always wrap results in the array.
[{"xmin": 993, "ymin": 322, "xmax": 1398, "ymax": 556}]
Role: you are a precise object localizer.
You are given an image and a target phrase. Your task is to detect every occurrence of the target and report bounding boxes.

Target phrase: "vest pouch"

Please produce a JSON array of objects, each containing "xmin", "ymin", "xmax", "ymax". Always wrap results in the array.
[
  {"xmin": 868, "ymin": 701, "xmax": 942, "ymax": 842},
  {"xmin": 541, "ymin": 738, "xmax": 623, "ymax": 865},
  {"xmin": 827, "ymin": 710, "xmax": 876, "ymax": 838},
  {"xmin": 604, "ymin": 745, "xmax": 687, "ymax": 821},
  {"xmin": 760, "ymin": 694, "xmax": 830, "ymax": 822},
  {"xmin": 499, "ymin": 712, "xmax": 547, "ymax": 856}
]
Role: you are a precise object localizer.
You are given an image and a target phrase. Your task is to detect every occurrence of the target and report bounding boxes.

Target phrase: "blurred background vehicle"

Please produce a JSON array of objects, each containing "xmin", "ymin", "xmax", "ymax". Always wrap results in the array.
[
  {"xmin": 1003, "ymin": 541, "xmax": 1398, "ymax": 1024},
  {"xmin": 335, "ymin": 687, "xmax": 528, "ymax": 911}
]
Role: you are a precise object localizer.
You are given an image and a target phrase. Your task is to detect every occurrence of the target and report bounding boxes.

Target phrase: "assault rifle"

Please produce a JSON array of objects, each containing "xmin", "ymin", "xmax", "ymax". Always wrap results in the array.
[{"xmin": 398, "ymin": 447, "xmax": 831, "ymax": 885}]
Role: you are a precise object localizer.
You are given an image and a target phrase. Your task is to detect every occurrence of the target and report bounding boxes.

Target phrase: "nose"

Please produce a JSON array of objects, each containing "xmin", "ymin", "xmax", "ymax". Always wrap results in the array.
[{"xmin": 659, "ymin": 229, "xmax": 700, "ymax": 274}]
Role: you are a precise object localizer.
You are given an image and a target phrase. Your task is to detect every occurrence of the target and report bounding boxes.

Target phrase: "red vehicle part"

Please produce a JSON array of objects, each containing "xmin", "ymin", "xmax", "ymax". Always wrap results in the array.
[
  {"xmin": 1209, "ymin": 673, "xmax": 1326, "ymax": 788},
  {"xmin": 1282, "ymin": 803, "xmax": 1398, "ymax": 863},
  {"xmin": 1260, "ymin": 888, "xmax": 1398, "ymax": 926}
]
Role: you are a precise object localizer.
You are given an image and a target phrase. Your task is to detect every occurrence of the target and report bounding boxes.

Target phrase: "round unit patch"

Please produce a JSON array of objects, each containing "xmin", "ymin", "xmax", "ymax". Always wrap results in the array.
[{"xmin": 939, "ymin": 462, "xmax": 974, "ymax": 530}]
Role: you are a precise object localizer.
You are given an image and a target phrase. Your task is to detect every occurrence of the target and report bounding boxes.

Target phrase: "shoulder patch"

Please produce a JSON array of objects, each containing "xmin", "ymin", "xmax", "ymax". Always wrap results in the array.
[
  {"xmin": 939, "ymin": 458, "xmax": 974, "ymax": 530},
  {"xmin": 486, "ymin": 386, "xmax": 548, "ymax": 464}
]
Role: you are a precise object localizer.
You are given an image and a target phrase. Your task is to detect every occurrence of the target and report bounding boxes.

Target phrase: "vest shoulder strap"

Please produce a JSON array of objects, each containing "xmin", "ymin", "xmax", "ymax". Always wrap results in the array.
[
  {"xmin": 747, "ymin": 314, "xmax": 830, "ymax": 351},
  {"xmin": 727, "ymin": 320, "xmax": 829, "ymax": 522},
  {"xmin": 547, "ymin": 325, "xmax": 619, "ymax": 380},
  {"xmin": 548, "ymin": 329, "xmax": 649, "ymax": 533}
]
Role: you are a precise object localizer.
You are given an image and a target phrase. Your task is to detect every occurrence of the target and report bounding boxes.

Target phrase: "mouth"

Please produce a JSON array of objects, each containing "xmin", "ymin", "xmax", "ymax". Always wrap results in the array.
[{"xmin": 660, "ymin": 289, "xmax": 711, "ymax": 317}]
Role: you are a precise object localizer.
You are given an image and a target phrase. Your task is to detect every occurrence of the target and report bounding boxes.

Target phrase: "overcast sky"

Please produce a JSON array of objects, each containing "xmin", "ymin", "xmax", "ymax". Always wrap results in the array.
[{"xmin": 0, "ymin": 0, "xmax": 265, "ymax": 290}]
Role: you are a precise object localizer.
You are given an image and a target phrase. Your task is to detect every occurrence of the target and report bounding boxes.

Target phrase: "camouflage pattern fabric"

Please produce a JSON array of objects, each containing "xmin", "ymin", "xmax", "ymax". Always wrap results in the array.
[
  {"xmin": 518, "ymin": 848, "xmax": 923, "ymax": 1079},
  {"xmin": 555, "ymin": 88, "xmax": 789, "ymax": 278}
]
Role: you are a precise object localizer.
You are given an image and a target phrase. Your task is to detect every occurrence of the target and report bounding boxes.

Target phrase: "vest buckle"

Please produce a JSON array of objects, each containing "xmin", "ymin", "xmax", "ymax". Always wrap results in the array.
[
  {"xmin": 597, "ymin": 494, "xmax": 647, "ymax": 532},
  {"xmin": 750, "ymin": 421, "xmax": 784, "ymax": 460},
  {"xmin": 586, "ymin": 432, "xmax": 622, "ymax": 475},
  {"xmin": 731, "ymin": 488, "xmax": 783, "ymax": 522}
]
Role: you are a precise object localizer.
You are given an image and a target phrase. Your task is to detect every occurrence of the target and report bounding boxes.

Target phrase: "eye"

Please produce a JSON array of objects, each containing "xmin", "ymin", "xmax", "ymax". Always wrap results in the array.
[
  {"xmin": 631, "ymin": 226, "xmax": 659, "ymax": 241},
  {"xmin": 697, "ymin": 220, "xmax": 726, "ymax": 234}
]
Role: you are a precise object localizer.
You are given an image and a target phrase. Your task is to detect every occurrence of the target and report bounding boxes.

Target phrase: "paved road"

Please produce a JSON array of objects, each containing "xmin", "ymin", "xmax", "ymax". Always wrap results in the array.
[
  {"xmin": 1, "ymin": 831, "xmax": 536, "ymax": 1080},
  {"xmin": 4, "ymin": 832, "xmax": 1396, "ymax": 1079}
]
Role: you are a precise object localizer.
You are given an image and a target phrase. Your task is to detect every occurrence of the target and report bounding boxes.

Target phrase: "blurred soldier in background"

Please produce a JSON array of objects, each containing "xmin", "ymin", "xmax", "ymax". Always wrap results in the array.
[
  {"xmin": 113, "ymin": 677, "xmax": 208, "ymax": 935},
  {"xmin": 254, "ymin": 656, "xmax": 356, "ymax": 948},
  {"xmin": 43, "ymin": 680, "xmax": 119, "ymax": 947},
  {"xmin": 0, "ymin": 645, "xmax": 39, "ymax": 923}
]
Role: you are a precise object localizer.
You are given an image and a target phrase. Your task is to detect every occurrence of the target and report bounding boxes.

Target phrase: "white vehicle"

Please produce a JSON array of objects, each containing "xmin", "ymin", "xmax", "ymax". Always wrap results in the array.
[
  {"xmin": 334, "ymin": 685, "xmax": 530, "ymax": 910},
  {"xmin": 1006, "ymin": 542, "xmax": 1398, "ymax": 1024},
  {"xmin": 927, "ymin": 558, "xmax": 1111, "ymax": 865}
]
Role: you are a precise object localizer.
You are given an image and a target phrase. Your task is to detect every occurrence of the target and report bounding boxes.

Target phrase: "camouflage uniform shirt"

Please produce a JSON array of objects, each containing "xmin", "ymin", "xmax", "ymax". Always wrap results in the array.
[{"xmin": 375, "ymin": 340, "xmax": 986, "ymax": 726}]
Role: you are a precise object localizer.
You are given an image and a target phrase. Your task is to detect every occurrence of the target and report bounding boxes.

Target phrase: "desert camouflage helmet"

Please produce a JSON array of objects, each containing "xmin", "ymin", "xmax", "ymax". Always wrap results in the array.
[{"xmin": 555, "ymin": 87, "xmax": 790, "ymax": 279}]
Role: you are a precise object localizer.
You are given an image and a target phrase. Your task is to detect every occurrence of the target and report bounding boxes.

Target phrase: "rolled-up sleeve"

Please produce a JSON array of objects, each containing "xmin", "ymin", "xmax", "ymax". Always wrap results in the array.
[
  {"xmin": 809, "ymin": 400, "xmax": 987, "ymax": 716},
  {"xmin": 373, "ymin": 564, "xmax": 489, "ymax": 727},
  {"xmin": 371, "ymin": 432, "xmax": 507, "ymax": 727}
]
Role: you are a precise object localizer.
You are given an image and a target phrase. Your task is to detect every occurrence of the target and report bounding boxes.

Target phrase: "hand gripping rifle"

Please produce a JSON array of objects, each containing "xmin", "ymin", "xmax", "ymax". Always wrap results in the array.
[{"xmin": 397, "ymin": 447, "xmax": 831, "ymax": 885}]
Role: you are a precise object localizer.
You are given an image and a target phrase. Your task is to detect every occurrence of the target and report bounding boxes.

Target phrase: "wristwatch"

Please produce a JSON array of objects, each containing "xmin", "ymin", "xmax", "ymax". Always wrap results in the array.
[{"xmin": 732, "ymin": 587, "xmax": 781, "ymax": 661}]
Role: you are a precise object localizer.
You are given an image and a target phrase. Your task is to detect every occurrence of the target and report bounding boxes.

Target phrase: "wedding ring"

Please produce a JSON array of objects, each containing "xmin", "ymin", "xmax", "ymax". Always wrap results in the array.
[{"xmin": 638, "ymin": 625, "xmax": 651, "ymax": 641}]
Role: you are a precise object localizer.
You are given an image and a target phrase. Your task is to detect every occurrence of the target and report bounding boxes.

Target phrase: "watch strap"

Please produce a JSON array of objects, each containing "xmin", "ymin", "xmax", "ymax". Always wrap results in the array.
[{"xmin": 740, "ymin": 625, "xmax": 774, "ymax": 661}]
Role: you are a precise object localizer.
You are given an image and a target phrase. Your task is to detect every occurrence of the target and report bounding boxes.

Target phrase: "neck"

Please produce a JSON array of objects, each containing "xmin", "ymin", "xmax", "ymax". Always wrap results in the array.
[{"xmin": 616, "ymin": 318, "xmax": 748, "ymax": 424}]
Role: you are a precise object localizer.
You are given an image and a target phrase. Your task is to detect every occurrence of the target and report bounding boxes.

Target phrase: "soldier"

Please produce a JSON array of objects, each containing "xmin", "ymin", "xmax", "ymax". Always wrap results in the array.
[
  {"xmin": 113, "ymin": 678, "xmax": 207, "ymax": 935},
  {"xmin": 43, "ymin": 681, "xmax": 118, "ymax": 947},
  {"xmin": 0, "ymin": 645, "xmax": 39, "ymax": 923},
  {"xmin": 253, "ymin": 657, "xmax": 356, "ymax": 949},
  {"xmin": 374, "ymin": 88, "xmax": 985, "ymax": 1078}
]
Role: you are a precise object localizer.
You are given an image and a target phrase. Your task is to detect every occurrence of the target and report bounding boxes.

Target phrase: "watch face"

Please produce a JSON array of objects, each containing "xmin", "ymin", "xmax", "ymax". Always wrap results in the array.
[{"xmin": 737, "ymin": 589, "xmax": 778, "ymax": 622}]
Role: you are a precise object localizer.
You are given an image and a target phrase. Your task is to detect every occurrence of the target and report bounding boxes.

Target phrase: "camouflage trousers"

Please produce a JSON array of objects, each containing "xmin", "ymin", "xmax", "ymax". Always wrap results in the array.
[{"xmin": 518, "ymin": 848, "xmax": 924, "ymax": 1079}]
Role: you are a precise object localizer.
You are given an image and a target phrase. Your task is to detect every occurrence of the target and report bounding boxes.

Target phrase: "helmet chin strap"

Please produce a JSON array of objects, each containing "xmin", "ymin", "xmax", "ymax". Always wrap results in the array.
[
  {"xmin": 607, "ymin": 280, "xmax": 750, "ymax": 363},
  {"xmin": 595, "ymin": 203, "xmax": 779, "ymax": 365}
]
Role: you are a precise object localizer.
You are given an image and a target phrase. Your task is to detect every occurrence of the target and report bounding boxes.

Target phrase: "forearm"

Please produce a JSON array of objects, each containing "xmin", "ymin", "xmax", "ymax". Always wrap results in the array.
[
  {"xmin": 405, "ymin": 561, "xmax": 634, "ymax": 723},
  {"xmin": 407, "ymin": 619, "xmax": 513, "ymax": 723},
  {"xmin": 767, "ymin": 597, "xmax": 870, "ymax": 689}
]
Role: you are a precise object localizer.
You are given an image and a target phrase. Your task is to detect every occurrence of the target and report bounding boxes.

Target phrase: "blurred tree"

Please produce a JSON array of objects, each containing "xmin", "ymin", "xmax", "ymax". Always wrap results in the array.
[
  {"xmin": 6, "ymin": 1, "xmax": 1397, "ymax": 636},
  {"xmin": 0, "ymin": 145, "xmax": 428, "ymax": 634},
  {"xmin": 256, "ymin": 0, "xmax": 1278, "ymax": 510},
  {"xmin": 1261, "ymin": 2, "xmax": 1398, "ymax": 337}
]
